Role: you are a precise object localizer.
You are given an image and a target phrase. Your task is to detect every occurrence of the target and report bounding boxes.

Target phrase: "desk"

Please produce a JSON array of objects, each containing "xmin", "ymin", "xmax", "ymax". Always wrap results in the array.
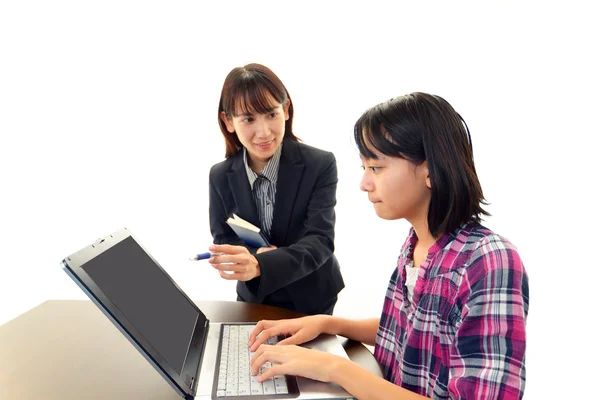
[{"xmin": 0, "ymin": 300, "xmax": 382, "ymax": 399}]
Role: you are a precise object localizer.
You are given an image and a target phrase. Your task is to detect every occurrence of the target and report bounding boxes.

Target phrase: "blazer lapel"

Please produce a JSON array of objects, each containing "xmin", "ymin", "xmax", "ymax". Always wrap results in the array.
[
  {"xmin": 227, "ymin": 152, "xmax": 261, "ymax": 228},
  {"xmin": 271, "ymin": 139, "xmax": 304, "ymax": 245}
]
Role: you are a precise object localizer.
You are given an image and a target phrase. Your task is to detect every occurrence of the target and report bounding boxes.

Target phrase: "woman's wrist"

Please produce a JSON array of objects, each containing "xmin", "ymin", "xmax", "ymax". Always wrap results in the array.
[{"xmin": 252, "ymin": 255, "xmax": 261, "ymax": 278}]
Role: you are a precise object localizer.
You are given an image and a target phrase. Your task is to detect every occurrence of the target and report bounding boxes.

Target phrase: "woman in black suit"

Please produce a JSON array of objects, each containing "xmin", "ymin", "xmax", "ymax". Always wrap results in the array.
[{"xmin": 207, "ymin": 63, "xmax": 344, "ymax": 315}]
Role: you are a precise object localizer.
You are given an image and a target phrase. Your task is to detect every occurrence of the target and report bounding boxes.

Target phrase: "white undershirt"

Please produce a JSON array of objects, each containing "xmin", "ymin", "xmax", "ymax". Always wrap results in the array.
[{"xmin": 405, "ymin": 260, "xmax": 419, "ymax": 303}]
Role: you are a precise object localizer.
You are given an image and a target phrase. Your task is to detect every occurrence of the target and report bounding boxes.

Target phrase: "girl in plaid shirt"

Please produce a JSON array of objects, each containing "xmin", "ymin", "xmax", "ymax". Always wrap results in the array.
[{"xmin": 247, "ymin": 92, "xmax": 529, "ymax": 400}]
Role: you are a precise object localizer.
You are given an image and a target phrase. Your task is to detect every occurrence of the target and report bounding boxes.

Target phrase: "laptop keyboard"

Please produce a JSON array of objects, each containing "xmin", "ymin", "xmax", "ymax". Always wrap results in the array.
[{"xmin": 216, "ymin": 324, "xmax": 289, "ymax": 397}]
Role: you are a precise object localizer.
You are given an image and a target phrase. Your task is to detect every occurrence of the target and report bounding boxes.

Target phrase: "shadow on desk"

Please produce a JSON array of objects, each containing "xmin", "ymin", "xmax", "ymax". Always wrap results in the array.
[{"xmin": 0, "ymin": 300, "xmax": 383, "ymax": 400}]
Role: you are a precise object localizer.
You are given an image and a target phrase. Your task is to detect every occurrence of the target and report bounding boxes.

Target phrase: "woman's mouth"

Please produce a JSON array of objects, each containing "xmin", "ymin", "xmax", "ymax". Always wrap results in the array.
[{"xmin": 256, "ymin": 140, "xmax": 274, "ymax": 150}]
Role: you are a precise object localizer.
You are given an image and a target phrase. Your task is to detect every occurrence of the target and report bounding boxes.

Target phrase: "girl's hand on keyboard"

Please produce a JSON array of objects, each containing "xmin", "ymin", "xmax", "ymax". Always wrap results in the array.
[
  {"xmin": 250, "ymin": 344, "xmax": 345, "ymax": 383},
  {"xmin": 248, "ymin": 316, "xmax": 329, "ymax": 351}
]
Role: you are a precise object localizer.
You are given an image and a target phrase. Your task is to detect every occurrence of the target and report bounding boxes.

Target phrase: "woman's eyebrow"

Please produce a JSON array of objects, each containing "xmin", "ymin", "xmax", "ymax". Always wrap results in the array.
[{"xmin": 236, "ymin": 106, "xmax": 278, "ymax": 117}]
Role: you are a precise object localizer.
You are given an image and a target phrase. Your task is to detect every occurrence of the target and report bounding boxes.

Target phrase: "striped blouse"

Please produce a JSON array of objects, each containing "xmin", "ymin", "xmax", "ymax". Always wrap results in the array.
[
  {"xmin": 374, "ymin": 223, "xmax": 529, "ymax": 399},
  {"xmin": 243, "ymin": 144, "xmax": 282, "ymax": 239}
]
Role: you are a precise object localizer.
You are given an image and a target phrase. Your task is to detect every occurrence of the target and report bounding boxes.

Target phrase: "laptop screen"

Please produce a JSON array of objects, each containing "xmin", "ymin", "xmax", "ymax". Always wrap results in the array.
[{"xmin": 80, "ymin": 236, "xmax": 198, "ymax": 374}]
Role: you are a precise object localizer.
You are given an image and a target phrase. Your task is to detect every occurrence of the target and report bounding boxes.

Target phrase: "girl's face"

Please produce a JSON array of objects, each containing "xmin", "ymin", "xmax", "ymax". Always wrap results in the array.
[
  {"xmin": 220, "ymin": 95, "xmax": 290, "ymax": 166},
  {"xmin": 359, "ymin": 145, "xmax": 431, "ymax": 222}
]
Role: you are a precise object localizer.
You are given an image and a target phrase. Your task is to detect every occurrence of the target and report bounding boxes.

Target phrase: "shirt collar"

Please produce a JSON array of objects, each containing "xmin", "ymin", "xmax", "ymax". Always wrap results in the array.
[{"xmin": 243, "ymin": 143, "xmax": 282, "ymax": 189}]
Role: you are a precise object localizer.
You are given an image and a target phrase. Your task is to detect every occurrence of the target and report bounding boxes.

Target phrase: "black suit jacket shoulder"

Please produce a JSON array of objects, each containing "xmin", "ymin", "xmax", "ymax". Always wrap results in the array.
[{"xmin": 208, "ymin": 138, "xmax": 345, "ymax": 314}]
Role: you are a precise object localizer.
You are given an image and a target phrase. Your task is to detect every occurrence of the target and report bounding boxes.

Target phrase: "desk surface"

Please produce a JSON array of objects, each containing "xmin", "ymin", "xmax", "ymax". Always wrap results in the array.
[{"xmin": 0, "ymin": 300, "xmax": 381, "ymax": 399}]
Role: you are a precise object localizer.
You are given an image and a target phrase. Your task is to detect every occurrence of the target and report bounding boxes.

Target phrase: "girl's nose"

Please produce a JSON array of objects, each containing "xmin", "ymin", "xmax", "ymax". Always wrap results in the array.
[{"xmin": 359, "ymin": 171, "xmax": 372, "ymax": 192}]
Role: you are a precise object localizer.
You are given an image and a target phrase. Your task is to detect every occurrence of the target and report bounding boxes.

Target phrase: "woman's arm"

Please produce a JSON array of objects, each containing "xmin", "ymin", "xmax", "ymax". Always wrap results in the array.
[
  {"xmin": 252, "ymin": 152, "xmax": 339, "ymax": 298},
  {"xmin": 208, "ymin": 166, "xmax": 256, "ymax": 252}
]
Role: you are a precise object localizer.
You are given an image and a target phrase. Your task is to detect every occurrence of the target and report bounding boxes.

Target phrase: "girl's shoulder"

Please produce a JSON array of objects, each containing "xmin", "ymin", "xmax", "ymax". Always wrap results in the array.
[{"xmin": 455, "ymin": 224, "xmax": 526, "ymax": 281}]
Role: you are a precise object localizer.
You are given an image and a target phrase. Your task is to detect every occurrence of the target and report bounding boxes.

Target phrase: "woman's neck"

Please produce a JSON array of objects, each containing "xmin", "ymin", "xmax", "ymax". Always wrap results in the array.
[{"xmin": 248, "ymin": 156, "xmax": 268, "ymax": 174}]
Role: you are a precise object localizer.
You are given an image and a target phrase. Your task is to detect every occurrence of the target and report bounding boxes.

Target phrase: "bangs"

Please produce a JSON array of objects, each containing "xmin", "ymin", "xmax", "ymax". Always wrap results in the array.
[
  {"xmin": 224, "ymin": 75, "xmax": 287, "ymax": 117},
  {"xmin": 353, "ymin": 102, "xmax": 408, "ymax": 160}
]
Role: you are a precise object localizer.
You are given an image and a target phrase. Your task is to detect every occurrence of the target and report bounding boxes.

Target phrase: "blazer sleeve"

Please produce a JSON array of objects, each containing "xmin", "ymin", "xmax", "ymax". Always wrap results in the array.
[
  {"xmin": 208, "ymin": 165, "xmax": 259, "ymax": 254},
  {"xmin": 252, "ymin": 153, "xmax": 338, "ymax": 300}
]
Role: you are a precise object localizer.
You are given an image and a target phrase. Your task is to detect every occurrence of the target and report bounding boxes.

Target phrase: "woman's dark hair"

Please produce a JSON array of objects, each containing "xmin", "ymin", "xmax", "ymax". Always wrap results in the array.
[
  {"xmin": 354, "ymin": 92, "xmax": 490, "ymax": 236},
  {"xmin": 218, "ymin": 63, "xmax": 300, "ymax": 158}
]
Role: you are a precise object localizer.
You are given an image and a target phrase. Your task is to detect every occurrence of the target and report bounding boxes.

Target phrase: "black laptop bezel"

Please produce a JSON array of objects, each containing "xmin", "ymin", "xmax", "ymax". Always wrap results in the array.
[{"xmin": 61, "ymin": 228, "xmax": 208, "ymax": 399}]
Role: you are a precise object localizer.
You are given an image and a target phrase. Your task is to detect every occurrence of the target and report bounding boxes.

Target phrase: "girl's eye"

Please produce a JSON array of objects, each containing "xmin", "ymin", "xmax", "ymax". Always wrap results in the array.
[
  {"xmin": 242, "ymin": 117, "xmax": 254, "ymax": 123},
  {"xmin": 268, "ymin": 112, "xmax": 278, "ymax": 118},
  {"xmin": 360, "ymin": 165, "xmax": 381, "ymax": 172}
]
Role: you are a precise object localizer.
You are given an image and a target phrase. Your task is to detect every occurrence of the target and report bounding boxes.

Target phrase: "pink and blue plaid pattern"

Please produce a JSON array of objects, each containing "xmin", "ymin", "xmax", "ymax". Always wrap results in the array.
[{"xmin": 374, "ymin": 224, "xmax": 528, "ymax": 399}]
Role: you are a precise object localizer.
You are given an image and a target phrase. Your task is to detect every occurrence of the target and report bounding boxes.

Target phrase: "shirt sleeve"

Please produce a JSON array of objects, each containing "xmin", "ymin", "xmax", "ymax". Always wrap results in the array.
[{"xmin": 448, "ymin": 235, "xmax": 529, "ymax": 400}]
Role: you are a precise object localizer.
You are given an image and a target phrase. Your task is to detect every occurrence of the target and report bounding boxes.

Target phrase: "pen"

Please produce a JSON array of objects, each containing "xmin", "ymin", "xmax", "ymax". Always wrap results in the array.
[{"xmin": 189, "ymin": 252, "xmax": 222, "ymax": 261}]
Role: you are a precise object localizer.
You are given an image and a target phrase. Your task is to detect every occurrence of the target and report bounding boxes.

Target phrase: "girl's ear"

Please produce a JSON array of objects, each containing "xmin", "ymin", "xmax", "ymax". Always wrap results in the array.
[
  {"xmin": 220, "ymin": 111, "xmax": 236, "ymax": 133},
  {"xmin": 423, "ymin": 161, "xmax": 432, "ymax": 189}
]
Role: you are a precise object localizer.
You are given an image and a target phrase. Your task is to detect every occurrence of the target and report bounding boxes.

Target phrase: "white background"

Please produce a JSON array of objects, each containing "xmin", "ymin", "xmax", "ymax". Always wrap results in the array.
[{"xmin": 1, "ymin": 1, "xmax": 598, "ymax": 399}]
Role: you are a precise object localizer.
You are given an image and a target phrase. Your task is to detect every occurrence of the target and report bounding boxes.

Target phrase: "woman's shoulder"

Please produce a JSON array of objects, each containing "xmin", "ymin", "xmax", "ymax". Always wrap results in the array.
[
  {"xmin": 288, "ymin": 139, "xmax": 335, "ymax": 162},
  {"xmin": 209, "ymin": 156, "xmax": 236, "ymax": 178}
]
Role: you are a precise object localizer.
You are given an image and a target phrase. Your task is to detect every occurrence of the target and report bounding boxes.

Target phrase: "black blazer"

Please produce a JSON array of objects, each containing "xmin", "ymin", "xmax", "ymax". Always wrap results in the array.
[{"xmin": 208, "ymin": 138, "xmax": 345, "ymax": 314}]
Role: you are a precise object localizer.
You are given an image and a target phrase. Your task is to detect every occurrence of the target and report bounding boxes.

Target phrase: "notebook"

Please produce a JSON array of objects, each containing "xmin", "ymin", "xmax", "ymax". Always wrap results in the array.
[
  {"xmin": 61, "ymin": 228, "xmax": 355, "ymax": 400},
  {"xmin": 226, "ymin": 214, "xmax": 270, "ymax": 248}
]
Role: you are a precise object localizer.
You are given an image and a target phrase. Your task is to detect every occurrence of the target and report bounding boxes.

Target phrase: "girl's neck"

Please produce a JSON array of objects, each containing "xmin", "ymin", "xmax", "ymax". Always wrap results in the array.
[{"xmin": 411, "ymin": 217, "xmax": 438, "ymax": 252}]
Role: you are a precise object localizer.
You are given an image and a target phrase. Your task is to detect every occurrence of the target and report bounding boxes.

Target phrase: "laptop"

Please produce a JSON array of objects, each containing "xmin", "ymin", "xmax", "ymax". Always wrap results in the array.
[{"xmin": 61, "ymin": 228, "xmax": 356, "ymax": 400}]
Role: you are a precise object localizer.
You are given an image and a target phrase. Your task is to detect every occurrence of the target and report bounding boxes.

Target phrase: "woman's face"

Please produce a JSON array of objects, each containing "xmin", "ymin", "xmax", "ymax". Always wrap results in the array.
[{"xmin": 220, "ymin": 94, "xmax": 290, "ymax": 167}]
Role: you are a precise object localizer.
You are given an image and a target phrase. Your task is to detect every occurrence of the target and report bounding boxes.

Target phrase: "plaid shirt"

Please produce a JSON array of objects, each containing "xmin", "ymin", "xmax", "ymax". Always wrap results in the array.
[{"xmin": 374, "ymin": 224, "xmax": 528, "ymax": 399}]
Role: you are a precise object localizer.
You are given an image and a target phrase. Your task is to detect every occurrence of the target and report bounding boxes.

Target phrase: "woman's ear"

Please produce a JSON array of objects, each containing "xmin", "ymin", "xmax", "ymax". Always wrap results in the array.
[
  {"xmin": 283, "ymin": 99, "xmax": 291, "ymax": 121},
  {"xmin": 220, "ymin": 111, "xmax": 235, "ymax": 133}
]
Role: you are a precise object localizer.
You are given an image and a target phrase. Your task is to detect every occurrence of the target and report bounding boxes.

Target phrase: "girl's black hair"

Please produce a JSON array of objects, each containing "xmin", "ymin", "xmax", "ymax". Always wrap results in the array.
[{"xmin": 354, "ymin": 92, "xmax": 489, "ymax": 236}]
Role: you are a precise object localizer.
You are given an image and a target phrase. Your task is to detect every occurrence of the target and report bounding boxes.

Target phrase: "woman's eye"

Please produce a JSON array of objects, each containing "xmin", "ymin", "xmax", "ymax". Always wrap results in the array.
[
  {"xmin": 268, "ymin": 112, "xmax": 278, "ymax": 118},
  {"xmin": 369, "ymin": 166, "xmax": 381, "ymax": 172},
  {"xmin": 242, "ymin": 117, "xmax": 254, "ymax": 123}
]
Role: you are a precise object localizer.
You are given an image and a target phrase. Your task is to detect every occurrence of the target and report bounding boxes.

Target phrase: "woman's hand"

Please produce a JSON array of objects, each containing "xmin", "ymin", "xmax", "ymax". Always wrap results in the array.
[
  {"xmin": 248, "ymin": 316, "xmax": 330, "ymax": 351},
  {"xmin": 208, "ymin": 244, "xmax": 260, "ymax": 281},
  {"xmin": 251, "ymin": 344, "xmax": 345, "ymax": 383},
  {"xmin": 256, "ymin": 245, "xmax": 277, "ymax": 254}
]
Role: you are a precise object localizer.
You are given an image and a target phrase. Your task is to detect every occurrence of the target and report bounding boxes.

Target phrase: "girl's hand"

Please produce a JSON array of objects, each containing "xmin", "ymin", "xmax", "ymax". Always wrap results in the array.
[
  {"xmin": 251, "ymin": 344, "xmax": 345, "ymax": 383},
  {"xmin": 208, "ymin": 244, "xmax": 260, "ymax": 281},
  {"xmin": 248, "ymin": 316, "xmax": 330, "ymax": 351}
]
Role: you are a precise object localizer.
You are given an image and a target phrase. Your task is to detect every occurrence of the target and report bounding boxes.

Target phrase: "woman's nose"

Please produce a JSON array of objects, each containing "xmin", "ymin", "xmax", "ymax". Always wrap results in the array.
[{"xmin": 254, "ymin": 117, "xmax": 269, "ymax": 138}]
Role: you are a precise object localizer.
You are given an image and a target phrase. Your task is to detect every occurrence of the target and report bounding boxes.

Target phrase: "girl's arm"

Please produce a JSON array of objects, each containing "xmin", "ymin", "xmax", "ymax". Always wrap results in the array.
[
  {"xmin": 252, "ymin": 346, "xmax": 430, "ymax": 400},
  {"xmin": 325, "ymin": 317, "xmax": 379, "ymax": 346},
  {"xmin": 332, "ymin": 358, "xmax": 429, "ymax": 400},
  {"xmin": 249, "ymin": 316, "xmax": 380, "ymax": 349}
]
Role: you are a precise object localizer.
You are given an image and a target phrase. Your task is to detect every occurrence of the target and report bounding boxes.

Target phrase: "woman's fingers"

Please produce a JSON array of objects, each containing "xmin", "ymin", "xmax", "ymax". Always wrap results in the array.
[
  {"xmin": 209, "ymin": 253, "xmax": 248, "ymax": 265},
  {"xmin": 209, "ymin": 244, "xmax": 247, "ymax": 255}
]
